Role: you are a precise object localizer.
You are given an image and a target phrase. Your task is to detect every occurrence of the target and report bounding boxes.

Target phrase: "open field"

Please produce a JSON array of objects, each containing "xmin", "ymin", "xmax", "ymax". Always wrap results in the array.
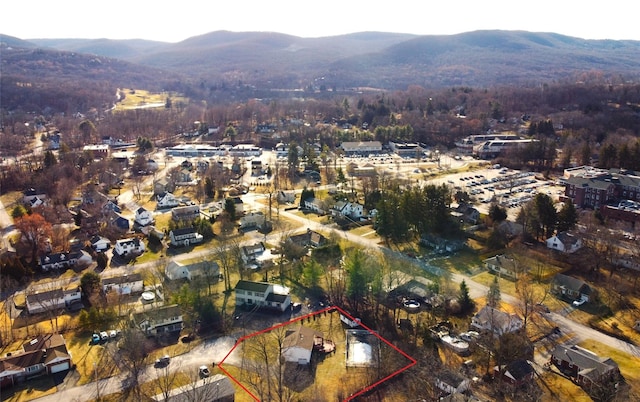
[{"xmin": 114, "ymin": 89, "xmax": 188, "ymax": 111}]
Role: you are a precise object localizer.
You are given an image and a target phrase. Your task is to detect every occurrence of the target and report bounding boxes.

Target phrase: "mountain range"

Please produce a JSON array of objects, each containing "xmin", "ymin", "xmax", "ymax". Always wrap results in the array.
[{"xmin": 3, "ymin": 30, "xmax": 640, "ymax": 94}]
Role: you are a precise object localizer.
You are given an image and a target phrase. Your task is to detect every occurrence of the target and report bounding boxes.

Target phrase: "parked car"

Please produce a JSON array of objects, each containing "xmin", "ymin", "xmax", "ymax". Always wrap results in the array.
[
  {"xmin": 155, "ymin": 355, "xmax": 171, "ymax": 368},
  {"xmin": 91, "ymin": 333, "xmax": 101, "ymax": 345},
  {"xmin": 199, "ymin": 365, "xmax": 210, "ymax": 378},
  {"xmin": 572, "ymin": 298, "xmax": 587, "ymax": 307},
  {"xmin": 100, "ymin": 331, "xmax": 109, "ymax": 341},
  {"xmin": 108, "ymin": 329, "xmax": 121, "ymax": 338}
]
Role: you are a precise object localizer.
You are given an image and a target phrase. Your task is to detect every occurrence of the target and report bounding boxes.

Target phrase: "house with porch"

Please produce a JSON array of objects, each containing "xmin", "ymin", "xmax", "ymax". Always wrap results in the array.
[
  {"xmin": 131, "ymin": 304, "xmax": 184, "ymax": 336},
  {"xmin": 282, "ymin": 326, "xmax": 327, "ymax": 365},
  {"xmin": 0, "ymin": 334, "xmax": 72, "ymax": 388},
  {"xmin": 234, "ymin": 280, "xmax": 291, "ymax": 312},
  {"xmin": 169, "ymin": 227, "xmax": 203, "ymax": 247}
]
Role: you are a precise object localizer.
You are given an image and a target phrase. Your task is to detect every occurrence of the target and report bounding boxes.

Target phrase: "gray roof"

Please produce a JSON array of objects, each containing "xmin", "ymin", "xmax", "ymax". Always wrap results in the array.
[
  {"xmin": 552, "ymin": 274, "xmax": 591, "ymax": 294},
  {"xmin": 102, "ymin": 273, "xmax": 143, "ymax": 286},
  {"xmin": 235, "ymin": 280, "xmax": 270, "ymax": 293},
  {"xmin": 151, "ymin": 374, "xmax": 234, "ymax": 402},
  {"xmin": 552, "ymin": 345, "xmax": 618, "ymax": 380}
]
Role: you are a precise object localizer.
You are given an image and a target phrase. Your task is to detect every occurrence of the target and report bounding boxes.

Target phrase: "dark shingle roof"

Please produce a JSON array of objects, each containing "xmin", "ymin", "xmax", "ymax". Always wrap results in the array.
[{"xmin": 235, "ymin": 280, "xmax": 270, "ymax": 293}]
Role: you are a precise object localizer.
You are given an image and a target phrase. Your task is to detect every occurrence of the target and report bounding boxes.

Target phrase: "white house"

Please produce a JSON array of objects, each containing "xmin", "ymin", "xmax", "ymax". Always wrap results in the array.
[
  {"xmin": 156, "ymin": 192, "xmax": 179, "ymax": 209},
  {"xmin": 134, "ymin": 207, "xmax": 154, "ymax": 227},
  {"xmin": 331, "ymin": 201, "xmax": 364, "ymax": 220},
  {"xmin": 546, "ymin": 232, "xmax": 583, "ymax": 254},
  {"xmin": 114, "ymin": 238, "xmax": 145, "ymax": 258},
  {"xmin": 39, "ymin": 251, "xmax": 92, "ymax": 272},
  {"xmin": 169, "ymin": 227, "xmax": 203, "ymax": 247},
  {"xmin": 90, "ymin": 235, "xmax": 111, "ymax": 252},
  {"xmin": 471, "ymin": 305, "xmax": 523, "ymax": 336},
  {"xmin": 239, "ymin": 211, "xmax": 266, "ymax": 230},
  {"xmin": 102, "ymin": 273, "xmax": 144, "ymax": 295},
  {"xmin": 26, "ymin": 286, "xmax": 81, "ymax": 315},
  {"xmin": 234, "ymin": 280, "xmax": 291, "ymax": 312},
  {"xmin": 171, "ymin": 205, "xmax": 200, "ymax": 221},
  {"xmin": 282, "ymin": 326, "xmax": 325, "ymax": 365},
  {"xmin": 165, "ymin": 260, "xmax": 220, "ymax": 281},
  {"xmin": 131, "ymin": 304, "xmax": 184, "ymax": 336},
  {"xmin": 435, "ymin": 370, "xmax": 471, "ymax": 395},
  {"xmin": 303, "ymin": 197, "xmax": 325, "ymax": 214}
]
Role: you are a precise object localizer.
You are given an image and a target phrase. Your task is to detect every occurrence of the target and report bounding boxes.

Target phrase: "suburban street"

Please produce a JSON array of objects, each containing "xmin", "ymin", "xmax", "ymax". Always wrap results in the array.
[{"xmin": 3, "ymin": 149, "xmax": 633, "ymax": 401}]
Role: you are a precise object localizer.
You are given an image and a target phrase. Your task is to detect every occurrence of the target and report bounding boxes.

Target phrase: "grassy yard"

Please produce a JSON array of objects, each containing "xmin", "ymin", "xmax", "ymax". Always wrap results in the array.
[{"xmin": 537, "ymin": 371, "xmax": 592, "ymax": 402}]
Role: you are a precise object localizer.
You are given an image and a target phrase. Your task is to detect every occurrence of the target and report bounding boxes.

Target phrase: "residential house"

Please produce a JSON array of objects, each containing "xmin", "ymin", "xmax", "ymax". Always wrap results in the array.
[
  {"xmin": 165, "ymin": 260, "xmax": 219, "ymax": 281},
  {"xmin": 277, "ymin": 191, "xmax": 296, "ymax": 204},
  {"xmin": 331, "ymin": 201, "xmax": 364, "ymax": 220},
  {"xmin": 114, "ymin": 238, "xmax": 145, "ymax": 258},
  {"xmin": 228, "ymin": 197, "xmax": 244, "ymax": 215},
  {"xmin": 176, "ymin": 168, "xmax": 193, "ymax": 184},
  {"xmin": 134, "ymin": 207, "xmax": 154, "ymax": 227},
  {"xmin": 287, "ymin": 228, "xmax": 327, "ymax": 248},
  {"xmin": 156, "ymin": 192, "xmax": 179, "ymax": 209},
  {"xmin": 22, "ymin": 188, "xmax": 47, "ymax": 205},
  {"xmin": 102, "ymin": 273, "xmax": 144, "ymax": 295},
  {"xmin": 484, "ymin": 254, "xmax": 522, "ymax": 280},
  {"xmin": 171, "ymin": 205, "xmax": 200, "ymax": 222},
  {"xmin": 131, "ymin": 304, "xmax": 184, "ymax": 336},
  {"xmin": 303, "ymin": 197, "xmax": 325, "ymax": 214},
  {"xmin": 551, "ymin": 344, "xmax": 620, "ymax": 389},
  {"xmin": 39, "ymin": 251, "xmax": 91, "ymax": 272},
  {"xmin": 471, "ymin": 305, "xmax": 523, "ymax": 336},
  {"xmin": 102, "ymin": 200, "xmax": 121, "ymax": 215},
  {"xmin": 494, "ymin": 359, "xmax": 535, "ymax": 387},
  {"xmin": 90, "ymin": 235, "xmax": 111, "ymax": 252},
  {"xmin": 150, "ymin": 374, "xmax": 235, "ymax": 402},
  {"xmin": 108, "ymin": 211, "xmax": 130, "ymax": 231},
  {"xmin": 435, "ymin": 370, "xmax": 471, "ymax": 396},
  {"xmin": 234, "ymin": 280, "xmax": 291, "ymax": 312},
  {"xmin": 25, "ymin": 286, "xmax": 82, "ymax": 315},
  {"xmin": 239, "ymin": 211, "xmax": 265, "ymax": 230},
  {"xmin": 0, "ymin": 334, "xmax": 72, "ymax": 388},
  {"xmin": 454, "ymin": 203, "xmax": 480, "ymax": 225},
  {"xmin": 241, "ymin": 242, "xmax": 266, "ymax": 267},
  {"xmin": 551, "ymin": 274, "xmax": 594, "ymax": 303},
  {"xmin": 169, "ymin": 227, "xmax": 203, "ymax": 247},
  {"xmin": 546, "ymin": 232, "xmax": 583, "ymax": 254},
  {"xmin": 282, "ymin": 326, "xmax": 325, "ymax": 365},
  {"xmin": 154, "ymin": 177, "xmax": 175, "ymax": 196}
]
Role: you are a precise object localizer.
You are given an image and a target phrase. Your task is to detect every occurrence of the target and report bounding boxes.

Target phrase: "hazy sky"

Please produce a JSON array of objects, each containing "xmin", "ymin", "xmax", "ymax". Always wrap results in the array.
[{"xmin": 4, "ymin": 1, "xmax": 638, "ymax": 42}]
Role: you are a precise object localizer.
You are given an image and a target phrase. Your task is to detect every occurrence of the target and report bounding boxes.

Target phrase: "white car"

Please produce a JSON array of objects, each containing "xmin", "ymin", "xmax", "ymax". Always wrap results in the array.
[
  {"xmin": 572, "ymin": 298, "xmax": 587, "ymax": 307},
  {"xmin": 100, "ymin": 331, "xmax": 109, "ymax": 341}
]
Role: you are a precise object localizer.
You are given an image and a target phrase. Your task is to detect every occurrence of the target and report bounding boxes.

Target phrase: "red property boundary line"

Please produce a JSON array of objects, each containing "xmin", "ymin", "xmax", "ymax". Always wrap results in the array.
[{"xmin": 217, "ymin": 305, "xmax": 417, "ymax": 401}]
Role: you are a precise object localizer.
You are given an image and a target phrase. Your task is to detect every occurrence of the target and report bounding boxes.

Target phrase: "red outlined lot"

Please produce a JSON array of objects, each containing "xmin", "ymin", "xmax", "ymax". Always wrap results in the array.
[{"xmin": 218, "ymin": 305, "xmax": 417, "ymax": 401}]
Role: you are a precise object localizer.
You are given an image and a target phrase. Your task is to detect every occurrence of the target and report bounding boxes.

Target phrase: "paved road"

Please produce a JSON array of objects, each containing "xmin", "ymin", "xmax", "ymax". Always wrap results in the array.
[{"xmin": 33, "ymin": 336, "xmax": 240, "ymax": 402}]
